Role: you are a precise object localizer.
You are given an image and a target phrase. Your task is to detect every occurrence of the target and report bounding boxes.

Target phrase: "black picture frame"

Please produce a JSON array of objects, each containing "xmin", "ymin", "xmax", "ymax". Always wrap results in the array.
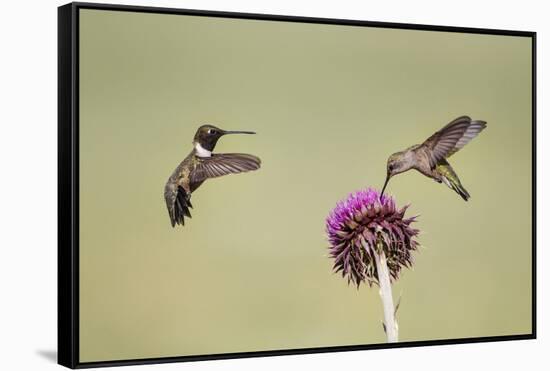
[{"xmin": 58, "ymin": 2, "xmax": 537, "ymax": 369}]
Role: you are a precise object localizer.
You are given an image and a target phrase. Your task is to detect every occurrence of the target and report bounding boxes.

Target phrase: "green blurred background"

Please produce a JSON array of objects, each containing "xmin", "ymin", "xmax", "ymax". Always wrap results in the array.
[{"xmin": 78, "ymin": 9, "xmax": 532, "ymax": 362}]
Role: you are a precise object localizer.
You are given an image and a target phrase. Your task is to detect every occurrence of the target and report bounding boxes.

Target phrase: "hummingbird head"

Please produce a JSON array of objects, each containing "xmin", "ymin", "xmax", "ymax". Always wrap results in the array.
[
  {"xmin": 386, "ymin": 152, "xmax": 410, "ymax": 176},
  {"xmin": 381, "ymin": 152, "xmax": 408, "ymax": 197},
  {"xmin": 193, "ymin": 124, "xmax": 256, "ymax": 156}
]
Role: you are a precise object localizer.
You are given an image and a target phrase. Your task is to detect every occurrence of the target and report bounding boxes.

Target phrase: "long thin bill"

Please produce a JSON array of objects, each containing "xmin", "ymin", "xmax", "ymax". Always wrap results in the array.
[
  {"xmin": 380, "ymin": 175, "xmax": 390, "ymax": 198},
  {"xmin": 224, "ymin": 130, "xmax": 256, "ymax": 135}
]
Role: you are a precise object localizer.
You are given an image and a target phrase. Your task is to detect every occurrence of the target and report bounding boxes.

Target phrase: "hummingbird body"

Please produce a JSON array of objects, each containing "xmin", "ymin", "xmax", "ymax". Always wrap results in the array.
[
  {"xmin": 381, "ymin": 116, "xmax": 486, "ymax": 200},
  {"xmin": 164, "ymin": 125, "xmax": 261, "ymax": 227}
]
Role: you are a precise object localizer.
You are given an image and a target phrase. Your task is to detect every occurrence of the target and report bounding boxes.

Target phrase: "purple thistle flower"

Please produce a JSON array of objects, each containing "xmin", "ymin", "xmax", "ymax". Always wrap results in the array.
[{"xmin": 326, "ymin": 188, "xmax": 420, "ymax": 288}]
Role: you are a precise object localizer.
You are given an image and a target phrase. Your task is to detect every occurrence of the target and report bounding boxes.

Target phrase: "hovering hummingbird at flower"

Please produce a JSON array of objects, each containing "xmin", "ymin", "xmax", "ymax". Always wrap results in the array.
[
  {"xmin": 381, "ymin": 116, "xmax": 486, "ymax": 201},
  {"xmin": 164, "ymin": 124, "xmax": 261, "ymax": 227}
]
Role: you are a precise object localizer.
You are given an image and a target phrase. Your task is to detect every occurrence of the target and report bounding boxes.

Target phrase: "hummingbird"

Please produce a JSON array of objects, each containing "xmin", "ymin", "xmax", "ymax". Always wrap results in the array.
[
  {"xmin": 380, "ymin": 116, "xmax": 487, "ymax": 201},
  {"xmin": 164, "ymin": 124, "xmax": 261, "ymax": 227}
]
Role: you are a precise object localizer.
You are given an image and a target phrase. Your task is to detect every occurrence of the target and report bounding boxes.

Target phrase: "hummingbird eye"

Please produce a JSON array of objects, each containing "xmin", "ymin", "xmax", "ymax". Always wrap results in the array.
[
  {"xmin": 208, "ymin": 129, "xmax": 217, "ymax": 135},
  {"xmin": 388, "ymin": 164, "xmax": 394, "ymax": 171}
]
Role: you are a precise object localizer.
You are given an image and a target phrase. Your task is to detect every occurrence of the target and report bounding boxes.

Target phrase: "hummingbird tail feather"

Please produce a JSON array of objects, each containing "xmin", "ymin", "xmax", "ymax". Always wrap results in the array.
[
  {"xmin": 437, "ymin": 161, "xmax": 470, "ymax": 201},
  {"xmin": 172, "ymin": 186, "xmax": 192, "ymax": 227},
  {"xmin": 450, "ymin": 181, "xmax": 470, "ymax": 201}
]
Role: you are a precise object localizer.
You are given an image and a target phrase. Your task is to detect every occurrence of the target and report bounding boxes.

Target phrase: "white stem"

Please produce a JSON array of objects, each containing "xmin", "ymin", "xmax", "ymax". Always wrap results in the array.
[{"xmin": 373, "ymin": 247, "xmax": 398, "ymax": 343}]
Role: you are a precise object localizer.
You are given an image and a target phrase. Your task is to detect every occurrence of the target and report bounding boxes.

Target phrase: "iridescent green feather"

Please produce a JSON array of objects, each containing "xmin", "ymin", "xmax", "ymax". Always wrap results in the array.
[{"xmin": 435, "ymin": 160, "xmax": 470, "ymax": 201}]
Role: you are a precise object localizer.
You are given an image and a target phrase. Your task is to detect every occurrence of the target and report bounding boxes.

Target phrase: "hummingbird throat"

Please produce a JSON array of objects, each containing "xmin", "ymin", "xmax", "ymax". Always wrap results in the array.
[{"xmin": 194, "ymin": 142, "xmax": 212, "ymax": 157}]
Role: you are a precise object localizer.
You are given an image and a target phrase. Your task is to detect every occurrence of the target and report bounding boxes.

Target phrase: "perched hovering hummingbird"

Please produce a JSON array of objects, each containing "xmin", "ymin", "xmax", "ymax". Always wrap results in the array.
[
  {"xmin": 164, "ymin": 124, "xmax": 261, "ymax": 227},
  {"xmin": 381, "ymin": 116, "xmax": 487, "ymax": 201}
]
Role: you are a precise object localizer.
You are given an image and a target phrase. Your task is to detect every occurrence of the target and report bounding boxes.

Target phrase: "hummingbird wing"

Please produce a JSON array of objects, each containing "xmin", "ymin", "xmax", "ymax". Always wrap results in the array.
[
  {"xmin": 190, "ymin": 153, "xmax": 261, "ymax": 184},
  {"xmin": 421, "ymin": 116, "xmax": 487, "ymax": 169}
]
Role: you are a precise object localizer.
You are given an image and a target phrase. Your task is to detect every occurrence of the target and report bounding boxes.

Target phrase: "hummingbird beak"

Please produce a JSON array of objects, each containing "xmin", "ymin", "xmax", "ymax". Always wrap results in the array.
[
  {"xmin": 380, "ymin": 173, "xmax": 391, "ymax": 198},
  {"xmin": 222, "ymin": 130, "xmax": 256, "ymax": 135}
]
